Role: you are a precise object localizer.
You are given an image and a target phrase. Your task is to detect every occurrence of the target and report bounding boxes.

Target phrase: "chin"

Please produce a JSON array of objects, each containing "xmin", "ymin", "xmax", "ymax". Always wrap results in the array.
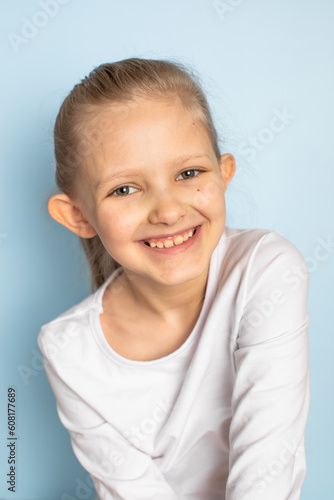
[{"xmin": 152, "ymin": 262, "xmax": 208, "ymax": 286}]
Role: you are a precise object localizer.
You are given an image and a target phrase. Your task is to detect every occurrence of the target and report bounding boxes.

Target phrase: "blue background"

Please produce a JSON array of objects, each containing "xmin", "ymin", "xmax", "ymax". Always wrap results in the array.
[{"xmin": 1, "ymin": 0, "xmax": 333, "ymax": 498}]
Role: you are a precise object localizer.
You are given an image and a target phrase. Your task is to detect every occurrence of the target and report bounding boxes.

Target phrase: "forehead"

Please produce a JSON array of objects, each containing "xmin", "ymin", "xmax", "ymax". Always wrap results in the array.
[{"xmin": 78, "ymin": 98, "xmax": 215, "ymax": 180}]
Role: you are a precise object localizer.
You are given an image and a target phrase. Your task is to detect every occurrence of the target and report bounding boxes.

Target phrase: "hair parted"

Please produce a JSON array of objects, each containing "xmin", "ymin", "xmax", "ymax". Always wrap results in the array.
[{"xmin": 53, "ymin": 57, "xmax": 221, "ymax": 291}]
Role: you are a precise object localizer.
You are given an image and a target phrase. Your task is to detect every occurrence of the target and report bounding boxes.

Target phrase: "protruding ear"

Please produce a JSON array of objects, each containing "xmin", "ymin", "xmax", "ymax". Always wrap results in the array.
[
  {"xmin": 219, "ymin": 153, "xmax": 236, "ymax": 192},
  {"xmin": 47, "ymin": 194, "xmax": 97, "ymax": 238}
]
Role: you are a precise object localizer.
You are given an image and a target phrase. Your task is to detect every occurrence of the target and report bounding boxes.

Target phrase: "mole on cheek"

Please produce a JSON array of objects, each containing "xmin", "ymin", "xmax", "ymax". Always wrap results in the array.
[{"xmin": 197, "ymin": 189, "xmax": 200, "ymax": 192}]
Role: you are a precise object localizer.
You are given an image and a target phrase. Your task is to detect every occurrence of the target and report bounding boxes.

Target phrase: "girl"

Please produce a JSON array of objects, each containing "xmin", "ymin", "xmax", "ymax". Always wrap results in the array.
[{"xmin": 38, "ymin": 58, "xmax": 311, "ymax": 500}]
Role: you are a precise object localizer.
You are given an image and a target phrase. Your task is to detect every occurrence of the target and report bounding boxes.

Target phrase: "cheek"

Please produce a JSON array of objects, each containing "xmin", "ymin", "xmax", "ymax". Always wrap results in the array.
[
  {"xmin": 97, "ymin": 206, "xmax": 137, "ymax": 240},
  {"xmin": 194, "ymin": 180, "xmax": 225, "ymax": 214}
]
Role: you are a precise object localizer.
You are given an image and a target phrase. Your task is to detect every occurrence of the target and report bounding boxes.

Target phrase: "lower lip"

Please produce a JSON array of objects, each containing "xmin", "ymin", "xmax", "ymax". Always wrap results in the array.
[{"xmin": 138, "ymin": 225, "xmax": 202, "ymax": 255}]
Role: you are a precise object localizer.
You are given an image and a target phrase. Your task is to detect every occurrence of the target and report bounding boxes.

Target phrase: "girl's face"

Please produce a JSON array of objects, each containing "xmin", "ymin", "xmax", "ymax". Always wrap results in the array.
[{"xmin": 76, "ymin": 97, "xmax": 234, "ymax": 287}]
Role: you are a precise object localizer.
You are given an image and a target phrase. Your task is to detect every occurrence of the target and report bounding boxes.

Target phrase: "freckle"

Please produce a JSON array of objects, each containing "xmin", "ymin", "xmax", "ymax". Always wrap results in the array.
[{"xmin": 197, "ymin": 189, "xmax": 200, "ymax": 191}]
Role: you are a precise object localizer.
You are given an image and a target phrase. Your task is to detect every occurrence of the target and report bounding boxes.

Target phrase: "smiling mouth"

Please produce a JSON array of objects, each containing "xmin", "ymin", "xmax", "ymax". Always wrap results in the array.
[{"xmin": 143, "ymin": 227, "xmax": 197, "ymax": 248}]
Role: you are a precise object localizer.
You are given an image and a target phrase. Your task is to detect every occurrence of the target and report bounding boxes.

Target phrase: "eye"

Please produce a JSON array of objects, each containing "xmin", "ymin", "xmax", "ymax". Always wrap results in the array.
[
  {"xmin": 109, "ymin": 185, "xmax": 138, "ymax": 197},
  {"xmin": 176, "ymin": 169, "xmax": 201, "ymax": 180}
]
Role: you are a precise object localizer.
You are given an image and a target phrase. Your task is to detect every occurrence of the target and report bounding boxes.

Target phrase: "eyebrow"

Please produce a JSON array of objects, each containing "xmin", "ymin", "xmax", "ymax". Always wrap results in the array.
[{"xmin": 95, "ymin": 153, "xmax": 212, "ymax": 191}]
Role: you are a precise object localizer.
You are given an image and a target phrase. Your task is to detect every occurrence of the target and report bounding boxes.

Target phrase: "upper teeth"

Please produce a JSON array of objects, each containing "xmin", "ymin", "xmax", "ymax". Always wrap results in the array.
[{"xmin": 146, "ymin": 228, "xmax": 196, "ymax": 248}]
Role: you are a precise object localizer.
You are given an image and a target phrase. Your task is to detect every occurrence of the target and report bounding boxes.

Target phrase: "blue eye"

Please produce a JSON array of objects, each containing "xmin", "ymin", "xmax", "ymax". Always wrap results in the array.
[
  {"xmin": 177, "ymin": 169, "xmax": 201, "ymax": 180},
  {"xmin": 108, "ymin": 169, "xmax": 202, "ymax": 198}
]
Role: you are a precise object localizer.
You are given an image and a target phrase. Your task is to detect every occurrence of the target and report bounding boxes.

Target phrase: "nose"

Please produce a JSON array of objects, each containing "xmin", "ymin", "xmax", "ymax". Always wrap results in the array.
[{"xmin": 146, "ymin": 187, "xmax": 187, "ymax": 226}]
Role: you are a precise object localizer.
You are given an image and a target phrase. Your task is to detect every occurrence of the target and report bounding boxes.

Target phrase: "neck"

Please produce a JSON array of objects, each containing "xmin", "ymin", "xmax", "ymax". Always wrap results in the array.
[{"xmin": 121, "ymin": 264, "xmax": 210, "ymax": 327}]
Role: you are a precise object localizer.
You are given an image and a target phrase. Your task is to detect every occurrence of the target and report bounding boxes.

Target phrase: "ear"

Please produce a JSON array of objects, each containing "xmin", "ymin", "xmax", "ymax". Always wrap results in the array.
[
  {"xmin": 47, "ymin": 194, "xmax": 98, "ymax": 238},
  {"xmin": 219, "ymin": 153, "xmax": 236, "ymax": 192}
]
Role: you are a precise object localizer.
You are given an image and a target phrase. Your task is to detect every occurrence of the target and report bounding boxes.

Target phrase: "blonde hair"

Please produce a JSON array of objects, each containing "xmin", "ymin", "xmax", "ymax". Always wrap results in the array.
[{"xmin": 53, "ymin": 57, "xmax": 221, "ymax": 291}]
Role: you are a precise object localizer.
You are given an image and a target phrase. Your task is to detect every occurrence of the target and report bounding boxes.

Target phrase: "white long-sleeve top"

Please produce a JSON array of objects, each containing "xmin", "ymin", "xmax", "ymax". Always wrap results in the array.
[{"xmin": 37, "ymin": 226, "xmax": 311, "ymax": 500}]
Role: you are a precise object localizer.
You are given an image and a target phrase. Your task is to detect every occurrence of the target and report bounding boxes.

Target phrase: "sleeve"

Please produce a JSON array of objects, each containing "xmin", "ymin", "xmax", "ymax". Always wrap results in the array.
[
  {"xmin": 39, "ymin": 351, "xmax": 180, "ymax": 500},
  {"xmin": 225, "ymin": 231, "xmax": 311, "ymax": 500}
]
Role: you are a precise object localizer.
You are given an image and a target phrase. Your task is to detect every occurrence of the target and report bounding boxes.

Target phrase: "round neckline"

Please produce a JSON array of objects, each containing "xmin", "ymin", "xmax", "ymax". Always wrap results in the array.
[{"xmin": 90, "ymin": 237, "xmax": 222, "ymax": 367}]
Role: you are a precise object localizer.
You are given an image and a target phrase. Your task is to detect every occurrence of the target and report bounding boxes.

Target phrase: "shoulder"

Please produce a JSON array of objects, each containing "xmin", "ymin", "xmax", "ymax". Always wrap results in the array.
[
  {"xmin": 218, "ymin": 227, "xmax": 309, "ymax": 320},
  {"xmin": 37, "ymin": 291, "xmax": 99, "ymax": 368},
  {"xmin": 222, "ymin": 225, "xmax": 303, "ymax": 255},
  {"xmin": 226, "ymin": 228, "xmax": 310, "ymax": 345},
  {"xmin": 221, "ymin": 226, "xmax": 307, "ymax": 274}
]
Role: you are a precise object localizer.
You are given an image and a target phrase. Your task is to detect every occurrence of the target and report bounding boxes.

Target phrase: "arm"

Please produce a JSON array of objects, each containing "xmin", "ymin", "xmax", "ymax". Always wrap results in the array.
[
  {"xmin": 40, "ymin": 356, "xmax": 180, "ymax": 500},
  {"xmin": 226, "ymin": 232, "xmax": 311, "ymax": 500}
]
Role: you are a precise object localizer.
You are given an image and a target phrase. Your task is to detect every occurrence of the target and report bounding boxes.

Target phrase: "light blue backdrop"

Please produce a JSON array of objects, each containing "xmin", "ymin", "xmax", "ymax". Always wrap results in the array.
[{"xmin": 1, "ymin": 0, "xmax": 333, "ymax": 498}]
